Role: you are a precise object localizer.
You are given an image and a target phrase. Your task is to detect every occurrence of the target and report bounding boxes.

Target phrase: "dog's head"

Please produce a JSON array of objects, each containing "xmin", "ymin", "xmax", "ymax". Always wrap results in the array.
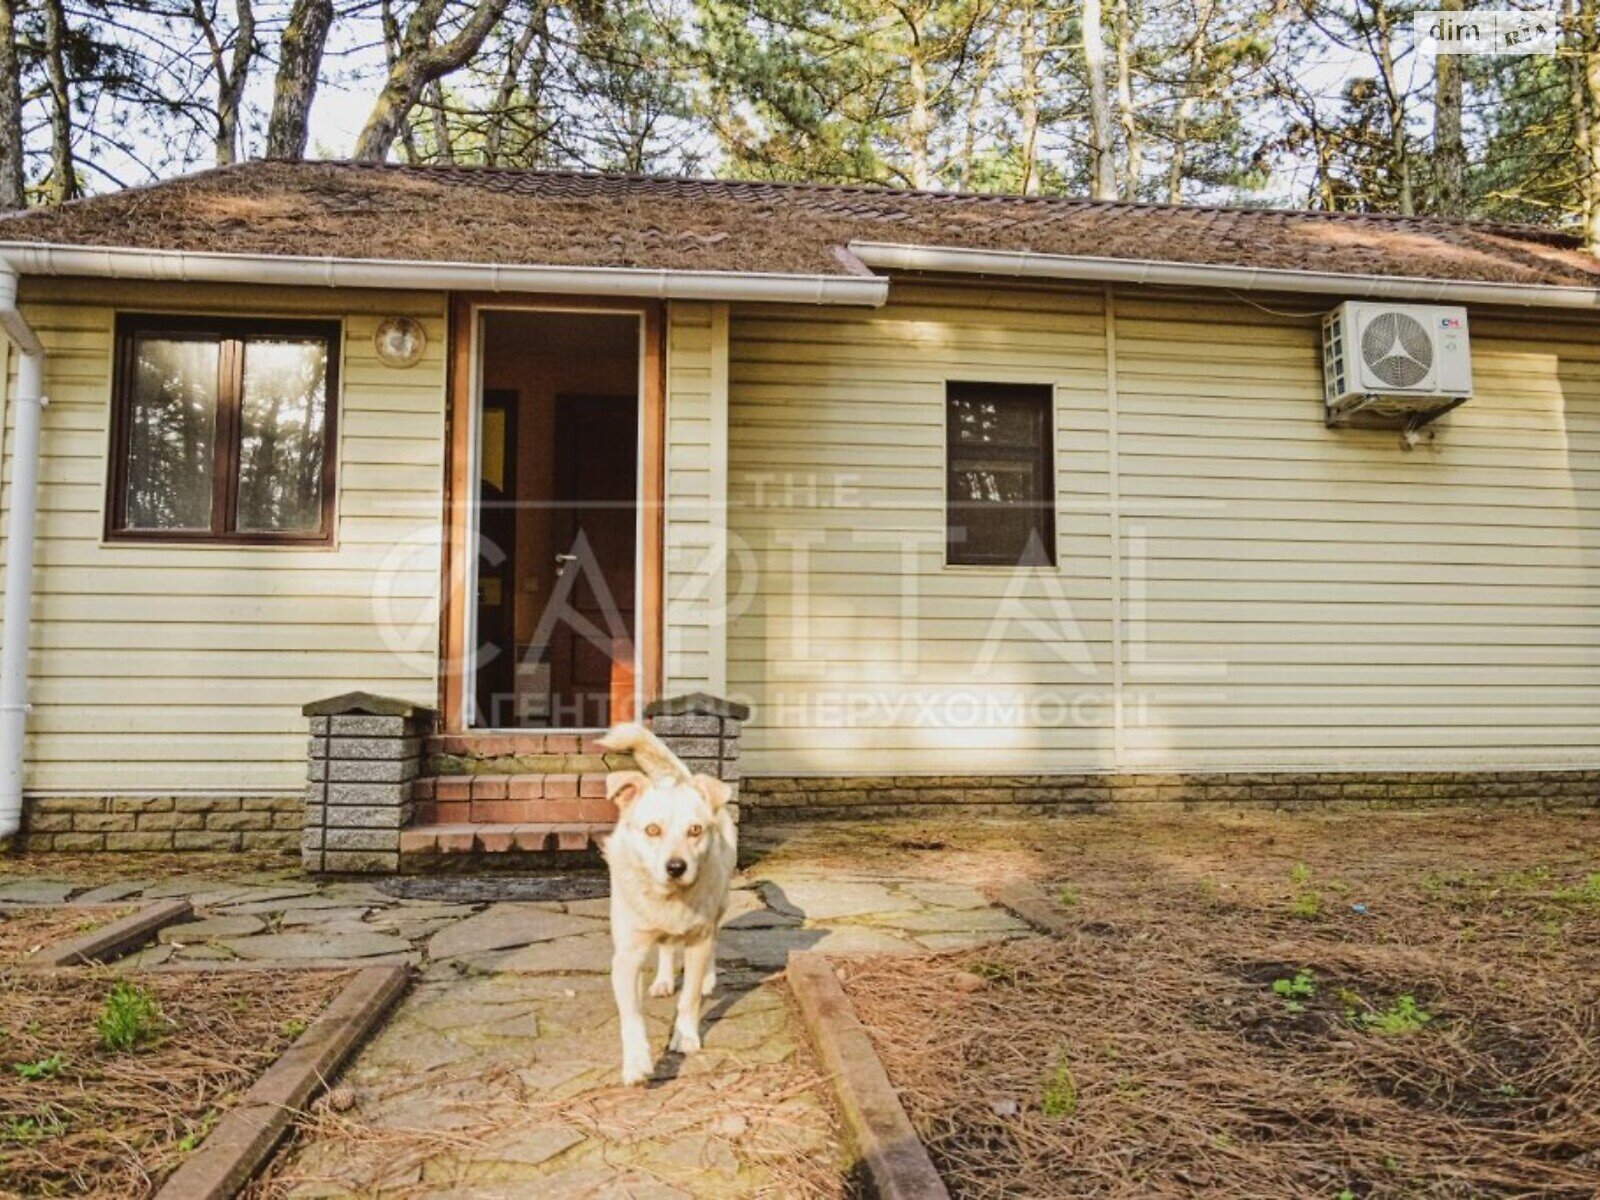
[{"xmin": 607, "ymin": 769, "xmax": 731, "ymax": 890}]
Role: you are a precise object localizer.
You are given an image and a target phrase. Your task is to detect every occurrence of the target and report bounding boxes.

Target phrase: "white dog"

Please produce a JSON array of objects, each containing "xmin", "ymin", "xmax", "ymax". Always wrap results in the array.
[{"xmin": 597, "ymin": 722, "xmax": 737, "ymax": 1085}]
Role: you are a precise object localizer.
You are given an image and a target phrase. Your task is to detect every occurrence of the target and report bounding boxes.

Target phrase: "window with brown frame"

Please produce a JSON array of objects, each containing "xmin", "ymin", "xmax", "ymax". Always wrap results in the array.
[
  {"xmin": 108, "ymin": 315, "xmax": 340, "ymax": 544},
  {"xmin": 946, "ymin": 381, "xmax": 1056, "ymax": 567}
]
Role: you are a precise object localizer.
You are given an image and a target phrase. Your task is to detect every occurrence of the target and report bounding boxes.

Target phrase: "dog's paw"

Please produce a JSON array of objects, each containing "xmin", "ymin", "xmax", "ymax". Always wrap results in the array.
[
  {"xmin": 621, "ymin": 1050, "xmax": 653, "ymax": 1085},
  {"xmin": 668, "ymin": 1021, "xmax": 702, "ymax": 1055},
  {"xmin": 648, "ymin": 976, "xmax": 676, "ymax": 998}
]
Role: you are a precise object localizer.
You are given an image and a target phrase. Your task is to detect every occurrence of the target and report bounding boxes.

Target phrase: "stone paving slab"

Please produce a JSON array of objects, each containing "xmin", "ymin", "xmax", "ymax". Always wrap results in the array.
[
  {"xmin": 0, "ymin": 878, "xmax": 74, "ymax": 903},
  {"xmin": 426, "ymin": 904, "xmax": 602, "ymax": 960},
  {"xmin": 159, "ymin": 914, "xmax": 267, "ymax": 943},
  {"xmin": 220, "ymin": 930, "xmax": 414, "ymax": 961}
]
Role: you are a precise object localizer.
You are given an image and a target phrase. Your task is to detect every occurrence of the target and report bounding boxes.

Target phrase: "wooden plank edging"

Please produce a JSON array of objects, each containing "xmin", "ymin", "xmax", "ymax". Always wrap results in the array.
[
  {"xmin": 994, "ymin": 880, "xmax": 1075, "ymax": 937},
  {"xmin": 787, "ymin": 950, "xmax": 951, "ymax": 1200},
  {"xmin": 30, "ymin": 898, "xmax": 194, "ymax": 967},
  {"xmin": 154, "ymin": 964, "xmax": 409, "ymax": 1200}
]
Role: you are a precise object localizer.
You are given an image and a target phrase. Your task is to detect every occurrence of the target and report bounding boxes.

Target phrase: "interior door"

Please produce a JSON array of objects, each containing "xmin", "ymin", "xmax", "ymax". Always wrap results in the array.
[{"xmin": 549, "ymin": 394, "xmax": 637, "ymax": 727}]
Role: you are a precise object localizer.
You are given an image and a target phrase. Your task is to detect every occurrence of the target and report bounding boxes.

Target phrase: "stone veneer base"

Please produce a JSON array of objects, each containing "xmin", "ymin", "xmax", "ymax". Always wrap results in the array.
[
  {"xmin": 741, "ymin": 769, "xmax": 1600, "ymax": 819},
  {"xmin": 16, "ymin": 795, "xmax": 301, "ymax": 853}
]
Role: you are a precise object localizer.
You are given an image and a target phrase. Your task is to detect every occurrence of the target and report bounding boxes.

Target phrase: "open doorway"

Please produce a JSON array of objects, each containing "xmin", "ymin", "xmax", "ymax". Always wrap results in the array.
[{"xmin": 470, "ymin": 310, "xmax": 640, "ymax": 730}]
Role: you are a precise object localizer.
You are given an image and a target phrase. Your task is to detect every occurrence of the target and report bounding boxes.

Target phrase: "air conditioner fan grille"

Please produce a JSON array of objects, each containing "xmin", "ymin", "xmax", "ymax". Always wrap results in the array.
[{"xmin": 1361, "ymin": 311, "xmax": 1433, "ymax": 389}]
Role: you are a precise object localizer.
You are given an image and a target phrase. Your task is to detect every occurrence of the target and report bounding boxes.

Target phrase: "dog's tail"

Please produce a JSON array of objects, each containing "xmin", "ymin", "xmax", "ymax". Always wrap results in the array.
[{"xmin": 596, "ymin": 722, "xmax": 691, "ymax": 783}]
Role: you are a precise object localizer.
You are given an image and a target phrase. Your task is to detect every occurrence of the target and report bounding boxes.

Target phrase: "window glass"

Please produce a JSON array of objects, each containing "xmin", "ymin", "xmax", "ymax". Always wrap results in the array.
[
  {"xmin": 111, "ymin": 318, "xmax": 338, "ymax": 543},
  {"xmin": 235, "ymin": 338, "xmax": 330, "ymax": 532},
  {"xmin": 122, "ymin": 336, "xmax": 219, "ymax": 531},
  {"xmin": 946, "ymin": 384, "xmax": 1054, "ymax": 567}
]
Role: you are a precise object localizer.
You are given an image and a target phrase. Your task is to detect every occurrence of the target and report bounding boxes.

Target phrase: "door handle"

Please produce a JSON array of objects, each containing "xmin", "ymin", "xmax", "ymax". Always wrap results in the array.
[{"xmin": 554, "ymin": 552, "xmax": 577, "ymax": 576}]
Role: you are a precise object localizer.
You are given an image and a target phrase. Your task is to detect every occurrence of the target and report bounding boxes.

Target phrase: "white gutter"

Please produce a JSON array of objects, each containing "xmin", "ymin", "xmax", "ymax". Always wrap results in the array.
[
  {"xmin": 0, "ymin": 264, "xmax": 44, "ymax": 842},
  {"xmin": 849, "ymin": 241, "xmax": 1600, "ymax": 309},
  {"xmin": 0, "ymin": 243, "xmax": 890, "ymax": 307}
]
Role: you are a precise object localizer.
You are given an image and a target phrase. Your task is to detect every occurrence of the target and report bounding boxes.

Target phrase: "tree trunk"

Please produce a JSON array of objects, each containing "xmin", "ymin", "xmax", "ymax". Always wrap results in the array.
[
  {"xmin": 1432, "ymin": 0, "xmax": 1464, "ymax": 216},
  {"xmin": 1017, "ymin": 0, "xmax": 1041, "ymax": 192},
  {"xmin": 353, "ymin": 0, "xmax": 512, "ymax": 162},
  {"xmin": 1584, "ymin": 0, "xmax": 1600, "ymax": 250},
  {"xmin": 1082, "ymin": 0, "xmax": 1116, "ymax": 200},
  {"xmin": 1165, "ymin": 0, "xmax": 1217, "ymax": 204},
  {"xmin": 1370, "ymin": 0, "xmax": 1412, "ymax": 213},
  {"xmin": 41, "ymin": 0, "xmax": 77, "ymax": 203},
  {"xmin": 905, "ymin": 15, "xmax": 932, "ymax": 188},
  {"xmin": 0, "ymin": 0, "xmax": 25, "ymax": 209},
  {"xmin": 426, "ymin": 77, "xmax": 452, "ymax": 160},
  {"xmin": 483, "ymin": 7, "xmax": 539, "ymax": 165},
  {"xmin": 198, "ymin": 0, "xmax": 255, "ymax": 165},
  {"xmin": 1571, "ymin": 0, "xmax": 1594, "ymax": 239},
  {"xmin": 1114, "ymin": 0, "xmax": 1141, "ymax": 199},
  {"xmin": 266, "ymin": 0, "xmax": 333, "ymax": 159}
]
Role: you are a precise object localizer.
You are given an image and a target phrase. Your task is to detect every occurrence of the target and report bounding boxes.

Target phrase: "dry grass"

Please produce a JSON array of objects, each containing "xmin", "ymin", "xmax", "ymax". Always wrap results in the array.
[
  {"xmin": 820, "ymin": 809, "xmax": 1600, "ymax": 1198},
  {"xmin": 0, "ymin": 968, "xmax": 349, "ymax": 1198},
  {"xmin": 0, "ymin": 906, "xmax": 132, "ymax": 967}
]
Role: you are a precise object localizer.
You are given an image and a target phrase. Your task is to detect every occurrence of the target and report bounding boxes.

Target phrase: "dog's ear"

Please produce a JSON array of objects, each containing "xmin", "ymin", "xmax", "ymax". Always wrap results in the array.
[
  {"xmin": 690, "ymin": 774, "xmax": 732, "ymax": 812},
  {"xmin": 606, "ymin": 770, "xmax": 650, "ymax": 812}
]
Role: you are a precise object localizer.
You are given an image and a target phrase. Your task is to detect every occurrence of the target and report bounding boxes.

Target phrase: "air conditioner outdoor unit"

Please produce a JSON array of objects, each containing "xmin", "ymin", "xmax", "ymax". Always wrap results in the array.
[{"xmin": 1321, "ymin": 301, "xmax": 1472, "ymax": 430}]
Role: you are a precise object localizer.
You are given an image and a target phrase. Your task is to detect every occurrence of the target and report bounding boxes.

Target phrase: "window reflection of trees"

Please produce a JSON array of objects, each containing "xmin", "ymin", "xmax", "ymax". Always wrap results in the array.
[
  {"xmin": 236, "ymin": 340, "xmax": 328, "ymax": 532},
  {"xmin": 125, "ymin": 339, "xmax": 217, "ymax": 530},
  {"xmin": 951, "ymin": 397, "xmax": 1033, "ymax": 505}
]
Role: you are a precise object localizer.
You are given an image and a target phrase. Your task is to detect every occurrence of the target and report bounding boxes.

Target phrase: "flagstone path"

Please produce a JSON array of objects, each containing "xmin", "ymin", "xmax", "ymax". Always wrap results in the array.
[{"xmin": 0, "ymin": 861, "xmax": 1031, "ymax": 1197}]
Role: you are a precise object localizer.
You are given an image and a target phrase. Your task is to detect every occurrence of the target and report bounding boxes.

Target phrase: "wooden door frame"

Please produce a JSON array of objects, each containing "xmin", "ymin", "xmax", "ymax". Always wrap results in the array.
[{"xmin": 440, "ymin": 293, "xmax": 665, "ymax": 734}]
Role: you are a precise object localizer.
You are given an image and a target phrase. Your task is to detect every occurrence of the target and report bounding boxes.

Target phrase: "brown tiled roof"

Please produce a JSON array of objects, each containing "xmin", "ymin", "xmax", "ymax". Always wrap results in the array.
[{"xmin": 2, "ymin": 159, "xmax": 1598, "ymax": 289}]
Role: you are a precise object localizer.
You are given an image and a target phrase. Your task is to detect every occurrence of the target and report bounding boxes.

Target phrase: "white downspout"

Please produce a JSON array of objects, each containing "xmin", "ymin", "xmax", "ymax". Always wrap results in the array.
[{"xmin": 0, "ymin": 265, "xmax": 45, "ymax": 842}]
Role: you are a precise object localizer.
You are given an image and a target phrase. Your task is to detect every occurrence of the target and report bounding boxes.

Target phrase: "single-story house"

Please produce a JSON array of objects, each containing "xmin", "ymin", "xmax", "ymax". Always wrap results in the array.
[{"xmin": 0, "ymin": 161, "xmax": 1595, "ymax": 869}]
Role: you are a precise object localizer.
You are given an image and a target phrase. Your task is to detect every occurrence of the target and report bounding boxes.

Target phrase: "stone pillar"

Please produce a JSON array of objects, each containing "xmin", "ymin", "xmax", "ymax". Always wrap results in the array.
[
  {"xmin": 303, "ymin": 692, "xmax": 435, "ymax": 874},
  {"xmin": 644, "ymin": 693, "xmax": 749, "ymax": 810}
]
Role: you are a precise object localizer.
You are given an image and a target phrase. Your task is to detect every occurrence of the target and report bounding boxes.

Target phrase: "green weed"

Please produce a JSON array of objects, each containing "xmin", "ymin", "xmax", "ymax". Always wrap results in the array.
[
  {"xmin": 1553, "ymin": 873, "xmax": 1600, "ymax": 905},
  {"xmin": 2, "ymin": 1110, "xmax": 66, "ymax": 1142},
  {"xmin": 1287, "ymin": 864, "xmax": 1321, "ymax": 919},
  {"xmin": 1056, "ymin": 885, "xmax": 1078, "ymax": 908},
  {"xmin": 175, "ymin": 1108, "xmax": 220, "ymax": 1154},
  {"xmin": 97, "ymin": 981, "xmax": 161, "ymax": 1052},
  {"xmin": 970, "ymin": 961, "xmax": 1019, "ymax": 987},
  {"xmin": 12, "ymin": 1053, "xmax": 63, "ymax": 1080},
  {"xmin": 1040, "ymin": 1057, "xmax": 1078, "ymax": 1117},
  {"xmin": 1289, "ymin": 891, "xmax": 1322, "ymax": 920},
  {"xmin": 280, "ymin": 1018, "xmax": 309, "ymax": 1040},
  {"xmin": 1271, "ymin": 968, "xmax": 1317, "ymax": 1014},
  {"xmin": 1358, "ymin": 994, "xmax": 1433, "ymax": 1035}
]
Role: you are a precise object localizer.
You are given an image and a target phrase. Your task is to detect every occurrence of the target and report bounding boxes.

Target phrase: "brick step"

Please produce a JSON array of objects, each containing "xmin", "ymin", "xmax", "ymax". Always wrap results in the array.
[
  {"xmin": 412, "ymin": 775, "xmax": 617, "ymax": 826},
  {"xmin": 399, "ymin": 822, "xmax": 610, "ymax": 857},
  {"xmin": 423, "ymin": 733, "xmax": 628, "ymax": 778}
]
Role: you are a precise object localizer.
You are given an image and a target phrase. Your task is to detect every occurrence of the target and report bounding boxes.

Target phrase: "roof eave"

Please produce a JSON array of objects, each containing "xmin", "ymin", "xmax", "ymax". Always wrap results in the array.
[
  {"xmin": 0, "ymin": 242, "xmax": 891, "ymax": 306},
  {"xmin": 849, "ymin": 241, "xmax": 1600, "ymax": 310}
]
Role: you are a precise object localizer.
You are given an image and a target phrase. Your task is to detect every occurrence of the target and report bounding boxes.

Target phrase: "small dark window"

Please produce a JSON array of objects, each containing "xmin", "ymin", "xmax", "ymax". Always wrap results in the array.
[
  {"xmin": 109, "ymin": 315, "xmax": 339, "ymax": 544},
  {"xmin": 946, "ymin": 382, "xmax": 1055, "ymax": 566}
]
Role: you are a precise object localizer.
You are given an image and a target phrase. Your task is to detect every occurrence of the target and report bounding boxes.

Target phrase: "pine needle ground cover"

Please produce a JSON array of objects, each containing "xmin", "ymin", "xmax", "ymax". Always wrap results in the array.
[
  {"xmin": 1, "ymin": 968, "xmax": 349, "ymax": 1197},
  {"xmin": 0, "ymin": 907, "xmax": 133, "ymax": 968},
  {"xmin": 820, "ymin": 811, "xmax": 1600, "ymax": 1199}
]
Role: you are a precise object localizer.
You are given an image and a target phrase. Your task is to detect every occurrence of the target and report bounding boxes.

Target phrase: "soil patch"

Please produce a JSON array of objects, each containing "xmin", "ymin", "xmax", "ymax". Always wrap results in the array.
[
  {"xmin": 826, "ymin": 810, "xmax": 1600, "ymax": 1198},
  {"xmin": 0, "ymin": 967, "xmax": 350, "ymax": 1198}
]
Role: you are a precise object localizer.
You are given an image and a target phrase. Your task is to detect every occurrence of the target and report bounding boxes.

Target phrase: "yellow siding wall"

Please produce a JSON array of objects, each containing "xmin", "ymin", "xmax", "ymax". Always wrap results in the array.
[
  {"xmin": 727, "ymin": 283, "xmax": 1600, "ymax": 776},
  {"xmin": 663, "ymin": 301, "xmax": 729, "ymax": 694},
  {"xmin": 0, "ymin": 279, "xmax": 448, "ymax": 793}
]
